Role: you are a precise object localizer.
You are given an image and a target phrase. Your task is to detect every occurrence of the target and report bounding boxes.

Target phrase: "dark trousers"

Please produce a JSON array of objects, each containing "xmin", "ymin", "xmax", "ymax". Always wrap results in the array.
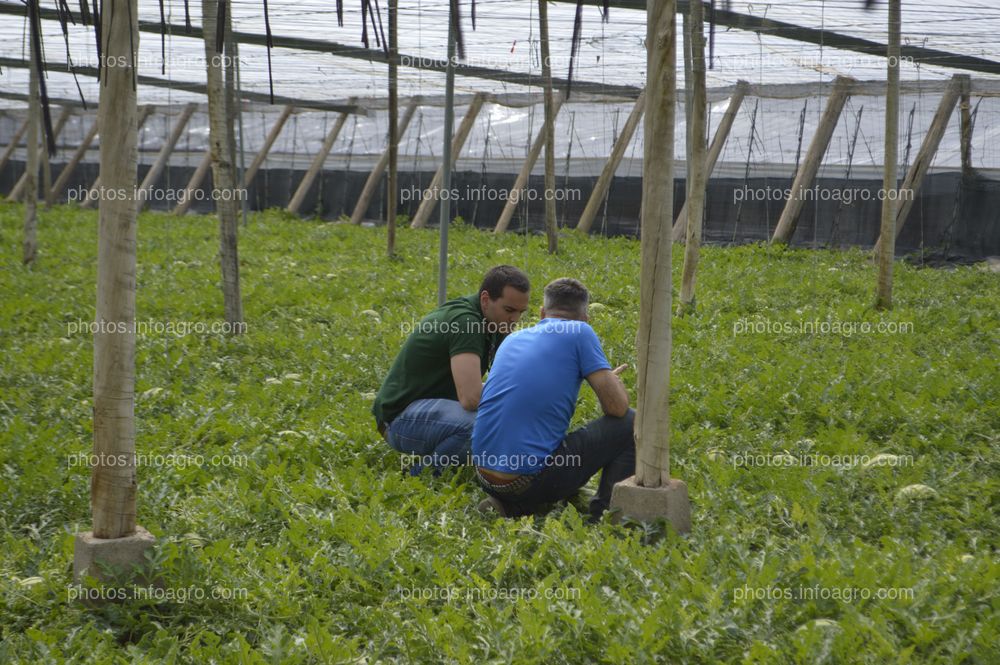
[{"xmin": 479, "ymin": 409, "xmax": 636, "ymax": 519}]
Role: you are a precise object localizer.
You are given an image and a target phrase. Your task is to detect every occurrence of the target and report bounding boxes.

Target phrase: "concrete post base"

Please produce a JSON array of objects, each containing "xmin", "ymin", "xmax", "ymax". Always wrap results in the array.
[
  {"xmin": 609, "ymin": 476, "xmax": 692, "ymax": 533},
  {"xmin": 72, "ymin": 526, "xmax": 157, "ymax": 602}
]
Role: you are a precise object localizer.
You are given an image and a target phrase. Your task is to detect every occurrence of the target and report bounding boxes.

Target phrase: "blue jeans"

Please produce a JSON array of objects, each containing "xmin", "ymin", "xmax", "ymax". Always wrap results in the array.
[
  {"xmin": 478, "ymin": 409, "xmax": 636, "ymax": 518},
  {"xmin": 385, "ymin": 398, "xmax": 476, "ymax": 473}
]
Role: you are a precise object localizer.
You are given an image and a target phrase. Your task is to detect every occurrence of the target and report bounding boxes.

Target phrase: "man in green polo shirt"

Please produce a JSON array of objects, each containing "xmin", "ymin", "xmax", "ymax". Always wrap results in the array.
[{"xmin": 373, "ymin": 265, "xmax": 530, "ymax": 473}]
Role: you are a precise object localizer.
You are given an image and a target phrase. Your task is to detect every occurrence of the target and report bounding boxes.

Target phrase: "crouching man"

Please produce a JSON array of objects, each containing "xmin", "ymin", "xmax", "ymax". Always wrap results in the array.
[
  {"xmin": 372, "ymin": 265, "xmax": 530, "ymax": 472},
  {"xmin": 471, "ymin": 277, "xmax": 635, "ymax": 519}
]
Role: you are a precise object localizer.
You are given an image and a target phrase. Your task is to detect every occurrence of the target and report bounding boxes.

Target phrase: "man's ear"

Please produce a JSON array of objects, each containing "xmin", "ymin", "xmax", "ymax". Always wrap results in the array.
[
  {"xmin": 480, "ymin": 290, "xmax": 490, "ymax": 310},
  {"xmin": 539, "ymin": 306, "xmax": 546, "ymax": 319}
]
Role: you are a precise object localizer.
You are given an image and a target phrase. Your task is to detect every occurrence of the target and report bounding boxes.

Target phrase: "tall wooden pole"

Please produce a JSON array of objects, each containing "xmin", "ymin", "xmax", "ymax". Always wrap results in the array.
[
  {"xmin": 770, "ymin": 76, "xmax": 853, "ymax": 245},
  {"xmin": 959, "ymin": 86, "xmax": 972, "ymax": 178},
  {"xmin": 172, "ymin": 149, "xmax": 213, "ymax": 215},
  {"xmin": 494, "ymin": 95, "xmax": 564, "ymax": 233},
  {"xmin": 225, "ymin": 8, "xmax": 249, "ymax": 228},
  {"xmin": 91, "ymin": 0, "xmax": 140, "ymax": 540},
  {"xmin": 682, "ymin": 10, "xmax": 692, "ymax": 219},
  {"xmin": 135, "ymin": 103, "xmax": 196, "ymax": 210},
  {"xmin": 351, "ymin": 100, "xmax": 417, "ymax": 225},
  {"xmin": 678, "ymin": 0, "xmax": 706, "ymax": 315},
  {"xmin": 285, "ymin": 111, "xmax": 350, "ymax": 215},
  {"xmin": 575, "ymin": 92, "xmax": 646, "ymax": 234},
  {"xmin": 204, "ymin": 0, "xmax": 244, "ymax": 329},
  {"xmin": 608, "ymin": 0, "xmax": 689, "ymax": 535},
  {"xmin": 873, "ymin": 75, "xmax": 963, "ymax": 255},
  {"xmin": 243, "ymin": 105, "xmax": 293, "ymax": 186},
  {"xmin": 635, "ymin": 0, "xmax": 676, "ymax": 486},
  {"xmin": 672, "ymin": 81, "xmax": 748, "ymax": 241},
  {"xmin": 538, "ymin": 0, "xmax": 558, "ymax": 253},
  {"xmin": 21, "ymin": 22, "xmax": 39, "ymax": 265},
  {"xmin": 0, "ymin": 117, "xmax": 29, "ymax": 174},
  {"xmin": 48, "ymin": 115, "xmax": 100, "ymax": 205},
  {"xmin": 875, "ymin": 0, "xmax": 901, "ymax": 309},
  {"xmin": 387, "ymin": 0, "xmax": 399, "ymax": 256},
  {"xmin": 38, "ymin": 107, "xmax": 72, "ymax": 206},
  {"xmin": 11, "ymin": 106, "xmax": 70, "ymax": 202},
  {"xmin": 409, "ymin": 93, "xmax": 487, "ymax": 230}
]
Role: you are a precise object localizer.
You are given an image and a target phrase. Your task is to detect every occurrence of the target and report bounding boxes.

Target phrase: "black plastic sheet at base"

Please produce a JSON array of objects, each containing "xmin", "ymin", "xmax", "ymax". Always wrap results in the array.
[{"xmin": 2, "ymin": 159, "xmax": 997, "ymax": 262}]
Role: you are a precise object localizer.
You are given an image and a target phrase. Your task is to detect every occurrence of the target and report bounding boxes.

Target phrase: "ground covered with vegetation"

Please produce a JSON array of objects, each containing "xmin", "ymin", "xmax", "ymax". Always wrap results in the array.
[{"xmin": 1, "ymin": 202, "xmax": 998, "ymax": 663}]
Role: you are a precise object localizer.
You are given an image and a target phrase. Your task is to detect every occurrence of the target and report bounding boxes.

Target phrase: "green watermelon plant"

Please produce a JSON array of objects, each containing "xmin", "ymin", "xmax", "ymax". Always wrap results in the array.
[{"xmin": 0, "ymin": 202, "xmax": 997, "ymax": 663}]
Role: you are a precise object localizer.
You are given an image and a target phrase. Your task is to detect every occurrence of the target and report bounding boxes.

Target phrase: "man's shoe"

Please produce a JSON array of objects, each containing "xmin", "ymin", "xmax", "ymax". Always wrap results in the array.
[{"xmin": 477, "ymin": 496, "xmax": 510, "ymax": 517}]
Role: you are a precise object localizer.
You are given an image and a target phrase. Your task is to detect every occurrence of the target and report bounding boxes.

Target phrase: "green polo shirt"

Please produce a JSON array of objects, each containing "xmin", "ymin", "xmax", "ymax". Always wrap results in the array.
[{"xmin": 372, "ymin": 294, "xmax": 504, "ymax": 425}]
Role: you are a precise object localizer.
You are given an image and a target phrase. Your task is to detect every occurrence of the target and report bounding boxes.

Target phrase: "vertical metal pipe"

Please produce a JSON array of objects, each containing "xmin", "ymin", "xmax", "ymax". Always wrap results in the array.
[{"xmin": 438, "ymin": 0, "xmax": 458, "ymax": 306}]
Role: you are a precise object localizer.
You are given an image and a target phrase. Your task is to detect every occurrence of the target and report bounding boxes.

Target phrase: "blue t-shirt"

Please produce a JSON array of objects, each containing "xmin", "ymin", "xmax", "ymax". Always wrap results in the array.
[{"xmin": 472, "ymin": 318, "xmax": 612, "ymax": 474}]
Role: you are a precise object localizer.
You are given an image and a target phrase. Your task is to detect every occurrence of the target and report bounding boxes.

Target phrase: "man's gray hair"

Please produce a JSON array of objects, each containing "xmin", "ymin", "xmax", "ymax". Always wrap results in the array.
[{"xmin": 543, "ymin": 278, "xmax": 589, "ymax": 316}]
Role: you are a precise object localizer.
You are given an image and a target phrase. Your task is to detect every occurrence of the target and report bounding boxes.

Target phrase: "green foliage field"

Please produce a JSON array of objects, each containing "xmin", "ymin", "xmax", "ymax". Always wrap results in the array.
[{"xmin": 1, "ymin": 202, "xmax": 998, "ymax": 663}]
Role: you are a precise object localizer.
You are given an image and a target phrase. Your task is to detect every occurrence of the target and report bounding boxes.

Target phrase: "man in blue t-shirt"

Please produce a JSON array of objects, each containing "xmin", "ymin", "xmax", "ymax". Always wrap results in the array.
[{"xmin": 471, "ymin": 278, "xmax": 635, "ymax": 519}]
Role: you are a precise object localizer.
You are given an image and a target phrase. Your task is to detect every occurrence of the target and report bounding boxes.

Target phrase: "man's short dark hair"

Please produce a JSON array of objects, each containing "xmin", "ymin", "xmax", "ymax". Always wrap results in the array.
[
  {"xmin": 543, "ymin": 278, "xmax": 589, "ymax": 315},
  {"xmin": 479, "ymin": 265, "xmax": 530, "ymax": 300}
]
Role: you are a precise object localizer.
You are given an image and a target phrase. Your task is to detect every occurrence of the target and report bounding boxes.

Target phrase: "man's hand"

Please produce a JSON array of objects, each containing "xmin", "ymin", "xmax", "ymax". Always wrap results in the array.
[{"xmin": 451, "ymin": 353, "xmax": 483, "ymax": 411}]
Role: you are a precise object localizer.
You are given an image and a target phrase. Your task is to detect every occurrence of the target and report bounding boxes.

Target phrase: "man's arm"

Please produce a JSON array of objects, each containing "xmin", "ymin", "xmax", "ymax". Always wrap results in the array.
[
  {"xmin": 585, "ymin": 364, "xmax": 629, "ymax": 418},
  {"xmin": 451, "ymin": 353, "xmax": 483, "ymax": 411}
]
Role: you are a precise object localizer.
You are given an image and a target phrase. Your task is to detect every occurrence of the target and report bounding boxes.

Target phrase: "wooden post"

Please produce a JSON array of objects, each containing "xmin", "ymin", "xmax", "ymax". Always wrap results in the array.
[
  {"xmin": 678, "ymin": 0, "xmax": 707, "ymax": 315},
  {"xmin": 494, "ymin": 95, "xmax": 565, "ymax": 233},
  {"xmin": 0, "ymin": 117, "xmax": 29, "ymax": 174},
  {"xmin": 171, "ymin": 149, "xmax": 212, "ymax": 215},
  {"xmin": 875, "ymin": 0, "xmax": 901, "ymax": 310},
  {"xmin": 387, "ymin": 0, "xmax": 399, "ymax": 255},
  {"xmin": 39, "ymin": 107, "xmax": 72, "ymax": 204},
  {"xmin": 770, "ymin": 76, "xmax": 853, "ymax": 245},
  {"xmin": 204, "ymin": 0, "xmax": 244, "ymax": 329},
  {"xmin": 636, "ymin": 0, "xmax": 676, "ymax": 485},
  {"xmin": 222, "ymin": 2, "xmax": 241, "ymax": 222},
  {"xmin": 874, "ymin": 75, "xmax": 965, "ymax": 254},
  {"xmin": 350, "ymin": 98, "xmax": 419, "ymax": 224},
  {"xmin": 538, "ymin": 0, "xmax": 558, "ymax": 253},
  {"xmin": 80, "ymin": 179, "xmax": 100, "ymax": 208},
  {"xmin": 242, "ymin": 104, "xmax": 293, "ymax": 186},
  {"xmin": 48, "ymin": 115, "xmax": 100, "ymax": 205},
  {"xmin": 91, "ymin": 0, "xmax": 140, "ymax": 541},
  {"xmin": 229, "ymin": 25, "xmax": 250, "ymax": 228},
  {"xmin": 409, "ymin": 92, "xmax": 487, "ymax": 229},
  {"xmin": 80, "ymin": 105, "xmax": 154, "ymax": 209},
  {"xmin": 673, "ymin": 80, "xmax": 748, "ymax": 242},
  {"xmin": 21, "ymin": 25, "xmax": 40, "ymax": 264},
  {"xmin": 285, "ymin": 109, "xmax": 351, "ymax": 215},
  {"xmin": 633, "ymin": 0, "xmax": 680, "ymax": 492},
  {"xmin": 575, "ymin": 91, "xmax": 646, "ymax": 234},
  {"xmin": 136, "ymin": 102, "xmax": 197, "ymax": 211},
  {"xmin": 11, "ymin": 106, "xmax": 70, "ymax": 202},
  {"xmin": 960, "ymin": 86, "xmax": 972, "ymax": 177},
  {"xmin": 682, "ymin": 10, "xmax": 692, "ymax": 229},
  {"xmin": 71, "ymin": 0, "xmax": 157, "ymax": 590}
]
